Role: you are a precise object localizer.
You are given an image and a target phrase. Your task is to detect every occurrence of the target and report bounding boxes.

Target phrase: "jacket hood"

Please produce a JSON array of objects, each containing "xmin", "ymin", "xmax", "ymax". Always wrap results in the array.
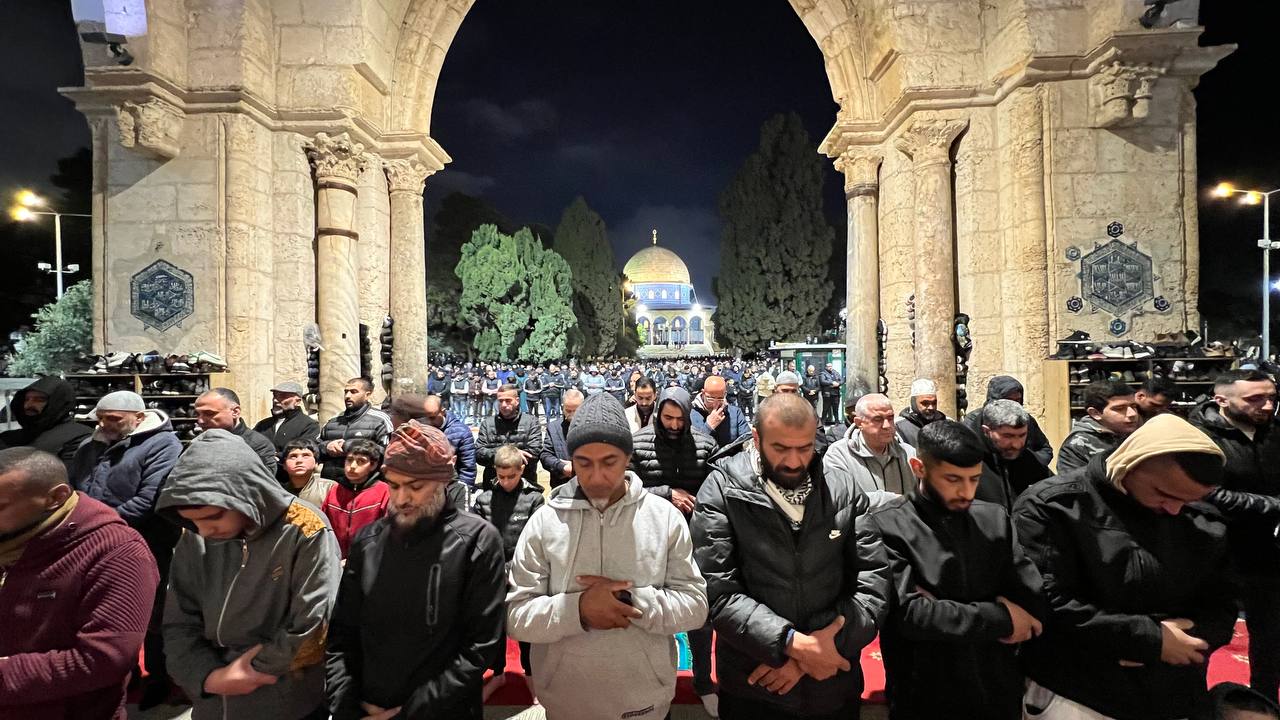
[
  {"xmin": 986, "ymin": 375, "xmax": 1024, "ymax": 402},
  {"xmin": 659, "ymin": 386, "xmax": 692, "ymax": 424},
  {"xmin": 547, "ymin": 470, "xmax": 647, "ymax": 518},
  {"xmin": 1070, "ymin": 414, "xmax": 1112, "ymax": 436},
  {"xmin": 899, "ymin": 405, "xmax": 941, "ymax": 427},
  {"xmin": 10, "ymin": 376, "xmax": 77, "ymax": 433},
  {"xmin": 156, "ymin": 429, "xmax": 296, "ymax": 538},
  {"xmin": 89, "ymin": 408, "xmax": 173, "ymax": 444}
]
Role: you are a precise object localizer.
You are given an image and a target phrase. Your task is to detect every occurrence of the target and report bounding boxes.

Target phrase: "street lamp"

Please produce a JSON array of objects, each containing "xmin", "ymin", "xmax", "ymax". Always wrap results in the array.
[
  {"xmin": 1212, "ymin": 182, "xmax": 1280, "ymax": 359},
  {"xmin": 8, "ymin": 190, "xmax": 90, "ymax": 298}
]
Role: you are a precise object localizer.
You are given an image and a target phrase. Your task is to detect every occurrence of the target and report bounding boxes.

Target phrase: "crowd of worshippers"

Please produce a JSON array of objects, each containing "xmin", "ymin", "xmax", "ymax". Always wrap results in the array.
[
  {"xmin": 422, "ymin": 356, "xmax": 852, "ymax": 427},
  {"xmin": 1, "ymin": 364, "xmax": 1280, "ymax": 720}
]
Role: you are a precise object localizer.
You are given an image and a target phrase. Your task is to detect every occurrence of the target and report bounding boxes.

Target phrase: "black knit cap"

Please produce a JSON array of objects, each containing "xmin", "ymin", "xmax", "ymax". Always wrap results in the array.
[{"xmin": 566, "ymin": 392, "xmax": 634, "ymax": 456}]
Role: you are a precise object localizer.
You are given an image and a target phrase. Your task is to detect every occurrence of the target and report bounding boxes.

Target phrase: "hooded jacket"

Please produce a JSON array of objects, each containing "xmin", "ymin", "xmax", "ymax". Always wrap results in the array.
[
  {"xmin": 0, "ymin": 376, "xmax": 91, "ymax": 468},
  {"xmin": 1189, "ymin": 400, "xmax": 1280, "ymax": 575},
  {"xmin": 1012, "ymin": 452, "xmax": 1237, "ymax": 720},
  {"xmin": 1056, "ymin": 415, "xmax": 1123, "ymax": 474},
  {"xmin": 895, "ymin": 406, "xmax": 943, "ymax": 448},
  {"xmin": 440, "ymin": 412, "xmax": 477, "ymax": 487},
  {"xmin": 631, "ymin": 388, "xmax": 719, "ymax": 504},
  {"xmin": 823, "ymin": 426, "xmax": 917, "ymax": 507},
  {"xmin": 252, "ymin": 407, "xmax": 319, "ymax": 454},
  {"xmin": 318, "ymin": 403, "xmax": 393, "ymax": 480},
  {"xmin": 691, "ymin": 447, "xmax": 891, "ymax": 715},
  {"xmin": 0, "ymin": 493, "xmax": 159, "ymax": 720},
  {"xmin": 471, "ymin": 478, "xmax": 545, "ymax": 564},
  {"xmin": 963, "ymin": 376, "xmax": 1055, "ymax": 467},
  {"xmin": 872, "ymin": 491, "xmax": 1045, "ymax": 720},
  {"xmin": 157, "ymin": 430, "xmax": 341, "ymax": 720},
  {"xmin": 70, "ymin": 409, "xmax": 182, "ymax": 528},
  {"xmin": 324, "ymin": 474, "xmax": 389, "ymax": 559},
  {"xmin": 690, "ymin": 392, "xmax": 751, "ymax": 447},
  {"xmin": 327, "ymin": 493, "xmax": 506, "ymax": 720},
  {"xmin": 506, "ymin": 474, "xmax": 708, "ymax": 720}
]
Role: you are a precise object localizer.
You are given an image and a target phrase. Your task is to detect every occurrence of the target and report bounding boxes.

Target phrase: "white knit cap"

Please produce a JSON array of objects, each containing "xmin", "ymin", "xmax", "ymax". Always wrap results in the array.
[{"xmin": 909, "ymin": 379, "xmax": 938, "ymax": 397}]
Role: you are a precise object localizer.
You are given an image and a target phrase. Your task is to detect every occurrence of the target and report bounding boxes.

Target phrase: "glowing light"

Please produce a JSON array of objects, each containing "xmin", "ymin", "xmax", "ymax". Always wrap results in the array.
[
  {"xmin": 1212, "ymin": 182, "xmax": 1234, "ymax": 198},
  {"xmin": 10, "ymin": 207, "xmax": 35, "ymax": 222},
  {"xmin": 1242, "ymin": 191, "xmax": 1263, "ymax": 206},
  {"xmin": 15, "ymin": 190, "xmax": 45, "ymax": 207}
]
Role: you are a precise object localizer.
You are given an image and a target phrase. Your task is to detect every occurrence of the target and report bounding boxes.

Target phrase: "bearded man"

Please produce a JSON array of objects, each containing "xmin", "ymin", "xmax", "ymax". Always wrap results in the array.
[{"xmin": 326, "ymin": 420, "xmax": 506, "ymax": 720}]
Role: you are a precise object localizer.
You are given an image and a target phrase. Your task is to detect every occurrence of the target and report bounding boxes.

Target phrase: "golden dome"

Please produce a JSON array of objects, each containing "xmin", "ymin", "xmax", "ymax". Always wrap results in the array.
[{"xmin": 623, "ymin": 231, "xmax": 691, "ymax": 285}]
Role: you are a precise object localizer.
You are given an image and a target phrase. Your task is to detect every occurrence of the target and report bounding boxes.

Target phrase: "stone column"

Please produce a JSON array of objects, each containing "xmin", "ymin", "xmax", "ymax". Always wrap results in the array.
[
  {"xmin": 834, "ymin": 148, "xmax": 883, "ymax": 394},
  {"xmin": 384, "ymin": 159, "xmax": 432, "ymax": 395},
  {"xmin": 896, "ymin": 117, "xmax": 968, "ymax": 418},
  {"xmin": 306, "ymin": 132, "xmax": 368, "ymax": 421}
]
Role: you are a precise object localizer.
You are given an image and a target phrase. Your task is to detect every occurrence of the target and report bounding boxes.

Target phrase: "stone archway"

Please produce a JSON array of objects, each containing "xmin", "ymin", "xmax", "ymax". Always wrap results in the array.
[{"xmin": 64, "ymin": 0, "xmax": 1231, "ymax": 422}]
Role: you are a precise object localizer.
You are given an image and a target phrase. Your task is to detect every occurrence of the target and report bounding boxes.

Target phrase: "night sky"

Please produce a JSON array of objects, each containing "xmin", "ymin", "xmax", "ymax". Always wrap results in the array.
[{"xmin": 0, "ymin": 2, "xmax": 1274, "ymax": 338}]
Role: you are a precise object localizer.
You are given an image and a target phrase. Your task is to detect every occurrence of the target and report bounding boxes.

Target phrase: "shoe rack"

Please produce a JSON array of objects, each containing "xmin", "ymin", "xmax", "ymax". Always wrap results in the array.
[
  {"xmin": 1042, "ymin": 353, "xmax": 1235, "ymax": 454},
  {"xmin": 69, "ymin": 367, "xmax": 226, "ymax": 444}
]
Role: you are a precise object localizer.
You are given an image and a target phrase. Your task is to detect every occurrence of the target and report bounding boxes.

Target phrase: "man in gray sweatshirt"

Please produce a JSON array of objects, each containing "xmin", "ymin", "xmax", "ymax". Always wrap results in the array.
[
  {"xmin": 158, "ymin": 429, "xmax": 341, "ymax": 720},
  {"xmin": 507, "ymin": 392, "xmax": 708, "ymax": 720},
  {"xmin": 824, "ymin": 393, "xmax": 917, "ymax": 508}
]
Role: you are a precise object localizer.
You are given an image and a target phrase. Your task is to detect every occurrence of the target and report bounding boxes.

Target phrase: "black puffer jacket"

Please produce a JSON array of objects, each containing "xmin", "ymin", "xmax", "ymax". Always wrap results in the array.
[
  {"xmin": 691, "ymin": 448, "xmax": 890, "ymax": 715},
  {"xmin": 0, "ymin": 376, "xmax": 91, "ymax": 469},
  {"xmin": 318, "ymin": 403, "xmax": 393, "ymax": 480},
  {"xmin": 630, "ymin": 387, "xmax": 717, "ymax": 504},
  {"xmin": 895, "ymin": 406, "xmax": 943, "ymax": 448},
  {"xmin": 1055, "ymin": 416, "xmax": 1121, "ymax": 475},
  {"xmin": 872, "ymin": 491, "xmax": 1045, "ymax": 720},
  {"xmin": 475, "ymin": 411, "xmax": 542, "ymax": 488},
  {"xmin": 1189, "ymin": 400, "xmax": 1280, "ymax": 575},
  {"xmin": 471, "ymin": 479, "xmax": 545, "ymax": 564},
  {"xmin": 327, "ymin": 499, "xmax": 506, "ymax": 720},
  {"xmin": 1013, "ymin": 452, "xmax": 1237, "ymax": 720}
]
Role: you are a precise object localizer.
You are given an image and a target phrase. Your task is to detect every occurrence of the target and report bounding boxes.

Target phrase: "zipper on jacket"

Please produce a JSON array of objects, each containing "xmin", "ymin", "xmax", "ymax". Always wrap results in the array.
[{"xmin": 215, "ymin": 540, "xmax": 249, "ymax": 647}]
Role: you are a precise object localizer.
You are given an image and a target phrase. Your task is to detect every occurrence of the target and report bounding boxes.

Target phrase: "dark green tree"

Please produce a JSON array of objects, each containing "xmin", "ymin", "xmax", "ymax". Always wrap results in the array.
[
  {"xmin": 428, "ymin": 193, "xmax": 514, "ymax": 352},
  {"xmin": 456, "ymin": 224, "xmax": 575, "ymax": 361},
  {"xmin": 714, "ymin": 113, "xmax": 835, "ymax": 349},
  {"xmin": 553, "ymin": 196, "xmax": 624, "ymax": 356},
  {"xmin": 6, "ymin": 280, "xmax": 92, "ymax": 376}
]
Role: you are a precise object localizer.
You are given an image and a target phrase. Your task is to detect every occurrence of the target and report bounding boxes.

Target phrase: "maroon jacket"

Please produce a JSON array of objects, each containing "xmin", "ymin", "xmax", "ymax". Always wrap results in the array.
[{"xmin": 0, "ymin": 493, "xmax": 159, "ymax": 719}]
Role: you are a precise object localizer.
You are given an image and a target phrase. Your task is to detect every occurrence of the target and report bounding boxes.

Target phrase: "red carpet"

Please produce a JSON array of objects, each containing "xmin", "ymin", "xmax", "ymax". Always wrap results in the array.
[{"xmin": 483, "ymin": 620, "xmax": 1255, "ymax": 706}]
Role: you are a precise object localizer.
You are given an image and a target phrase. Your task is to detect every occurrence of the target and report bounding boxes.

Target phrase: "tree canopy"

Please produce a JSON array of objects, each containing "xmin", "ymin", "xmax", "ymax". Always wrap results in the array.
[{"xmin": 553, "ymin": 196, "xmax": 624, "ymax": 356}]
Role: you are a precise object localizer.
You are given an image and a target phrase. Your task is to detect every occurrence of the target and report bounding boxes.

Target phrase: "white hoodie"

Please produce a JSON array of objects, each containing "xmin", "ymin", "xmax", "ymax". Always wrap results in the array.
[{"xmin": 506, "ymin": 471, "xmax": 708, "ymax": 720}]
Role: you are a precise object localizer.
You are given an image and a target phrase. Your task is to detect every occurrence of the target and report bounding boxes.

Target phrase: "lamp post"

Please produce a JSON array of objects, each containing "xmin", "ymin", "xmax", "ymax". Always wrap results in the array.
[
  {"xmin": 1212, "ymin": 182, "xmax": 1280, "ymax": 360},
  {"xmin": 9, "ymin": 190, "xmax": 89, "ymax": 298}
]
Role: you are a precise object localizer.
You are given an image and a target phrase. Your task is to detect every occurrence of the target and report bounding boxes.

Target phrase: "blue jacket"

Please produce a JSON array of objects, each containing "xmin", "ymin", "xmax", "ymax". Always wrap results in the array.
[
  {"xmin": 70, "ymin": 409, "xmax": 183, "ymax": 527},
  {"xmin": 690, "ymin": 395, "xmax": 751, "ymax": 447},
  {"xmin": 441, "ymin": 412, "xmax": 478, "ymax": 487}
]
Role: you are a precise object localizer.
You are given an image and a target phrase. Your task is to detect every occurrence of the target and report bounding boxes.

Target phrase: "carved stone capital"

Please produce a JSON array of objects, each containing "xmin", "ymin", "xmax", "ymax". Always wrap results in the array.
[
  {"xmin": 895, "ymin": 118, "xmax": 968, "ymax": 168},
  {"xmin": 116, "ymin": 98, "xmax": 183, "ymax": 160},
  {"xmin": 384, "ymin": 159, "xmax": 431, "ymax": 195},
  {"xmin": 1091, "ymin": 61, "xmax": 1166, "ymax": 128},
  {"xmin": 306, "ymin": 132, "xmax": 368, "ymax": 183},
  {"xmin": 834, "ymin": 148, "xmax": 883, "ymax": 197}
]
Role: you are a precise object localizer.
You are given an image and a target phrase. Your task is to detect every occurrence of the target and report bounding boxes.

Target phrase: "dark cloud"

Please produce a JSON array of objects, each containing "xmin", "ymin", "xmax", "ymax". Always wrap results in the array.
[
  {"xmin": 462, "ymin": 98, "xmax": 557, "ymax": 141},
  {"xmin": 430, "ymin": 168, "xmax": 497, "ymax": 197}
]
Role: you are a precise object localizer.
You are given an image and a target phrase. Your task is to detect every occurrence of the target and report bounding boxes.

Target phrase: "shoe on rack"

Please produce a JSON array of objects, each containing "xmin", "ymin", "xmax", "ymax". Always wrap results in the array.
[
  {"xmin": 1059, "ymin": 330, "xmax": 1092, "ymax": 344},
  {"xmin": 1132, "ymin": 344, "xmax": 1153, "ymax": 359},
  {"xmin": 194, "ymin": 351, "xmax": 228, "ymax": 371},
  {"xmin": 104, "ymin": 351, "xmax": 133, "ymax": 371},
  {"xmin": 1101, "ymin": 345, "xmax": 1126, "ymax": 359}
]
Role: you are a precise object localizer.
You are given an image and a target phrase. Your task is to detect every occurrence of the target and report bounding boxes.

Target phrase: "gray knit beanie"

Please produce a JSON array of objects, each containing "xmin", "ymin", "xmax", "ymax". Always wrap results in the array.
[{"xmin": 566, "ymin": 392, "xmax": 634, "ymax": 456}]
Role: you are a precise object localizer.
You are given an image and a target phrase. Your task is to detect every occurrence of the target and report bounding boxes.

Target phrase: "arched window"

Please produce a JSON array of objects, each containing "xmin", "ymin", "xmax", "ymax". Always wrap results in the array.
[
  {"xmin": 637, "ymin": 317, "xmax": 651, "ymax": 344},
  {"xmin": 690, "ymin": 316, "xmax": 704, "ymax": 343},
  {"xmin": 652, "ymin": 317, "xmax": 668, "ymax": 345},
  {"xmin": 671, "ymin": 316, "xmax": 687, "ymax": 345}
]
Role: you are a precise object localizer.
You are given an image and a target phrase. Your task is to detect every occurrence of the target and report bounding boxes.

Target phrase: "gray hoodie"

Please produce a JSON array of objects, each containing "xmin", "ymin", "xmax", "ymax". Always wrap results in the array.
[
  {"xmin": 506, "ymin": 472, "xmax": 708, "ymax": 720},
  {"xmin": 158, "ymin": 430, "xmax": 341, "ymax": 720},
  {"xmin": 823, "ymin": 426, "xmax": 917, "ymax": 508}
]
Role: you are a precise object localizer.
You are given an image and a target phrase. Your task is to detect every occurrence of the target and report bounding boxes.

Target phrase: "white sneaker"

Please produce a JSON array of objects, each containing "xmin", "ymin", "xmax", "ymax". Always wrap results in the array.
[{"xmin": 699, "ymin": 692, "xmax": 720, "ymax": 718}]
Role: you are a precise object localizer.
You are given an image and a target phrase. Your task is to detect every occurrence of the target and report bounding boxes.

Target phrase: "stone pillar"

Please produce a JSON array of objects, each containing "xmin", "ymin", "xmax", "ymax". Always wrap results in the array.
[
  {"xmin": 1001, "ymin": 88, "xmax": 1050, "ymax": 417},
  {"xmin": 306, "ymin": 132, "xmax": 367, "ymax": 421},
  {"xmin": 896, "ymin": 118, "xmax": 968, "ymax": 418},
  {"xmin": 384, "ymin": 159, "xmax": 432, "ymax": 394},
  {"xmin": 834, "ymin": 148, "xmax": 883, "ymax": 393}
]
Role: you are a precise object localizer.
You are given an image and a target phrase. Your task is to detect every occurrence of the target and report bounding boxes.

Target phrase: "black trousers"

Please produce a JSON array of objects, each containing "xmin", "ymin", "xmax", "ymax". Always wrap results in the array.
[
  {"xmin": 719, "ymin": 692, "xmax": 859, "ymax": 720},
  {"xmin": 689, "ymin": 623, "xmax": 715, "ymax": 696},
  {"xmin": 1242, "ymin": 577, "xmax": 1280, "ymax": 703},
  {"xmin": 488, "ymin": 630, "xmax": 532, "ymax": 676},
  {"xmin": 821, "ymin": 395, "xmax": 841, "ymax": 424}
]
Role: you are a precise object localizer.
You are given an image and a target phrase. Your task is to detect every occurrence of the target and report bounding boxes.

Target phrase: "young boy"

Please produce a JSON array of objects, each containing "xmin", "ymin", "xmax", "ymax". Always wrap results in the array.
[
  {"xmin": 472, "ymin": 444, "xmax": 545, "ymax": 699},
  {"xmin": 158, "ymin": 429, "xmax": 340, "ymax": 719},
  {"xmin": 281, "ymin": 439, "xmax": 337, "ymax": 509},
  {"xmin": 322, "ymin": 438, "xmax": 388, "ymax": 558}
]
